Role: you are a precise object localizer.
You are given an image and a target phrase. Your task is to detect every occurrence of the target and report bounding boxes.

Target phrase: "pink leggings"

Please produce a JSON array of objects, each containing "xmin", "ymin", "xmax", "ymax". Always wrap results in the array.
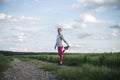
[{"xmin": 58, "ymin": 46, "xmax": 65, "ymax": 62}]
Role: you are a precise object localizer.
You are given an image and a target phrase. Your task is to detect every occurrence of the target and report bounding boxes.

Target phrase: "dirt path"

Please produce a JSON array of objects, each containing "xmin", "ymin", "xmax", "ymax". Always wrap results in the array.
[{"xmin": 1, "ymin": 58, "xmax": 57, "ymax": 80}]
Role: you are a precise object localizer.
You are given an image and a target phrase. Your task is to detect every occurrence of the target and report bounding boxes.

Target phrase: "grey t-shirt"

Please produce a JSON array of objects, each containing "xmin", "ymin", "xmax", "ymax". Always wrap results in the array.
[{"xmin": 56, "ymin": 34, "xmax": 68, "ymax": 47}]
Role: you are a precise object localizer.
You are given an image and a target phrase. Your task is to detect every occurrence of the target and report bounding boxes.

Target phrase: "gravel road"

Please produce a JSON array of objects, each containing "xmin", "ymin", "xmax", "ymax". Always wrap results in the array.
[{"xmin": 1, "ymin": 58, "xmax": 57, "ymax": 80}]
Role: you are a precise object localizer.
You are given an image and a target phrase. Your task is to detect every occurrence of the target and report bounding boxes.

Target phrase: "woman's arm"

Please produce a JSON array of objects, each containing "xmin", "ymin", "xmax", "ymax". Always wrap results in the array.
[
  {"xmin": 61, "ymin": 35, "xmax": 69, "ymax": 46},
  {"xmin": 54, "ymin": 43, "xmax": 57, "ymax": 49}
]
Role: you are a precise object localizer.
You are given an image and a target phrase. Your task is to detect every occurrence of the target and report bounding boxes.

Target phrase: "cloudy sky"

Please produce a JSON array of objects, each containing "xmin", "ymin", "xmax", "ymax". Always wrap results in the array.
[{"xmin": 0, "ymin": 0, "xmax": 120, "ymax": 53}]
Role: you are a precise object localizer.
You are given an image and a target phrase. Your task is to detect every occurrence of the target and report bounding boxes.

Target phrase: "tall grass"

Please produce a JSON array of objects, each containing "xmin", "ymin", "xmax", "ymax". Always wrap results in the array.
[
  {"xmin": 0, "ymin": 53, "xmax": 13, "ymax": 79},
  {"xmin": 56, "ymin": 64, "xmax": 120, "ymax": 80},
  {"xmin": 16, "ymin": 53, "xmax": 120, "ymax": 80},
  {"xmin": 30, "ymin": 58, "xmax": 120, "ymax": 80},
  {"xmin": 18, "ymin": 53, "xmax": 120, "ymax": 68}
]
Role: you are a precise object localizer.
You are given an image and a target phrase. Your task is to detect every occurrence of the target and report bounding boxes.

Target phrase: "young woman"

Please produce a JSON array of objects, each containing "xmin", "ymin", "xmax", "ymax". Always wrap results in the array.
[{"xmin": 54, "ymin": 28, "xmax": 69, "ymax": 65}]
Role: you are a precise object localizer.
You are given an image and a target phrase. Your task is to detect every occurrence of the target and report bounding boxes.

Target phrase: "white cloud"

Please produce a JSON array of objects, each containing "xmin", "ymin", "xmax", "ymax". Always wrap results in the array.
[
  {"xmin": 70, "ymin": 42, "xmax": 86, "ymax": 48},
  {"xmin": 7, "ymin": 47, "xmax": 28, "ymax": 52},
  {"xmin": 112, "ymin": 29, "xmax": 118, "ymax": 36},
  {"xmin": 13, "ymin": 26, "xmax": 42, "ymax": 33},
  {"xmin": 78, "ymin": 13, "xmax": 109, "ymax": 24},
  {"xmin": 34, "ymin": 0, "xmax": 40, "ymax": 2},
  {"xmin": 63, "ymin": 44, "xmax": 120, "ymax": 53},
  {"xmin": 0, "ymin": 0, "xmax": 39, "ymax": 3},
  {"xmin": 93, "ymin": 33, "xmax": 113, "ymax": 40},
  {"xmin": 0, "ymin": 13, "xmax": 6, "ymax": 19},
  {"xmin": 58, "ymin": 22, "xmax": 75, "ymax": 29},
  {"xmin": 78, "ymin": 33, "xmax": 92, "ymax": 39},
  {"xmin": 17, "ymin": 33, "xmax": 26, "ymax": 42},
  {"xmin": 59, "ymin": 13, "xmax": 108, "ymax": 30},
  {"xmin": 85, "ymin": 15, "xmax": 95, "ymax": 23},
  {"xmin": 0, "ymin": 0, "xmax": 15, "ymax": 3},
  {"xmin": 73, "ymin": 0, "xmax": 120, "ymax": 12},
  {"xmin": 0, "ymin": 36, "xmax": 8, "ymax": 42},
  {"xmin": 110, "ymin": 24, "xmax": 120, "ymax": 37},
  {"xmin": 77, "ymin": 32, "xmax": 116, "ymax": 40},
  {"xmin": 0, "ymin": 13, "xmax": 41, "ymax": 24},
  {"xmin": 68, "ymin": 43, "xmax": 120, "ymax": 53},
  {"xmin": 94, "ymin": 6, "xmax": 106, "ymax": 12},
  {"xmin": 12, "ymin": 27, "xmax": 41, "ymax": 42},
  {"xmin": 67, "ymin": 42, "xmax": 88, "ymax": 53},
  {"xmin": 82, "ymin": 14, "xmax": 97, "ymax": 23},
  {"xmin": 8, "ymin": 47, "xmax": 18, "ymax": 51}
]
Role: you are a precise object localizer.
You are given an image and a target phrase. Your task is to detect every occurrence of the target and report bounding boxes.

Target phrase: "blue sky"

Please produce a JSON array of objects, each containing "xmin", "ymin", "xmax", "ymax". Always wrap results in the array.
[{"xmin": 0, "ymin": 0, "xmax": 120, "ymax": 53}]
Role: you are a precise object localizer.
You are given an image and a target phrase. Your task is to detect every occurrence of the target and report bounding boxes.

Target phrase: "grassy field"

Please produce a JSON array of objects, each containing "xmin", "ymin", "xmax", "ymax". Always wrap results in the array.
[
  {"xmin": 16, "ymin": 53, "xmax": 120, "ymax": 80},
  {"xmin": 0, "ymin": 53, "xmax": 13, "ymax": 79}
]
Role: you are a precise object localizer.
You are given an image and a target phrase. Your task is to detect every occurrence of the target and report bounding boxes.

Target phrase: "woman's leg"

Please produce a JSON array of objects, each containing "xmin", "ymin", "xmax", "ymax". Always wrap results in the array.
[{"xmin": 58, "ymin": 46, "xmax": 65, "ymax": 64}]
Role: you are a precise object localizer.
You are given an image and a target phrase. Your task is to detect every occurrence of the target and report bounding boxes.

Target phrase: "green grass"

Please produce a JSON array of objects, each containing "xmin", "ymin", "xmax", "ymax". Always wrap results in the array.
[
  {"xmin": 0, "ymin": 53, "xmax": 13, "ymax": 79},
  {"xmin": 24, "ymin": 58, "xmax": 120, "ymax": 80},
  {"xmin": 56, "ymin": 64, "xmax": 120, "ymax": 80},
  {"xmin": 16, "ymin": 53, "xmax": 120, "ymax": 80},
  {"xmin": 17, "ymin": 53, "xmax": 120, "ymax": 68}
]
